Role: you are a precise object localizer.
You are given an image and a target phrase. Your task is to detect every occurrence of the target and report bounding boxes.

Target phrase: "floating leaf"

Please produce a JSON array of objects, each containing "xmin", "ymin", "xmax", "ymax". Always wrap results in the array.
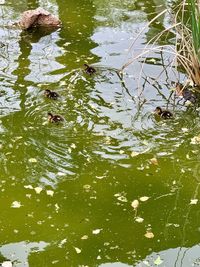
[
  {"xmin": 131, "ymin": 199, "xmax": 139, "ymax": 210},
  {"xmin": 28, "ymin": 158, "xmax": 37, "ymax": 163},
  {"xmin": 34, "ymin": 187, "xmax": 43, "ymax": 194},
  {"xmin": 57, "ymin": 172, "xmax": 65, "ymax": 176},
  {"xmin": 191, "ymin": 135, "xmax": 200, "ymax": 144},
  {"xmin": 154, "ymin": 256, "xmax": 163, "ymax": 266},
  {"xmin": 24, "ymin": 185, "xmax": 33, "ymax": 189},
  {"xmin": 149, "ymin": 157, "xmax": 158, "ymax": 165},
  {"xmin": 2, "ymin": 261, "xmax": 12, "ymax": 267},
  {"xmin": 135, "ymin": 217, "xmax": 144, "ymax": 223},
  {"xmin": 144, "ymin": 231, "xmax": 154, "ymax": 239},
  {"xmin": 46, "ymin": 190, "xmax": 54, "ymax": 196},
  {"xmin": 190, "ymin": 199, "xmax": 198, "ymax": 205},
  {"xmin": 117, "ymin": 196, "xmax": 128, "ymax": 202},
  {"xmin": 71, "ymin": 143, "xmax": 76, "ymax": 149},
  {"xmin": 92, "ymin": 229, "xmax": 102, "ymax": 235},
  {"xmin": 74, "ymin": 247, "xmax": 81, "ymax": 254},
  {"xmin": 81, "ymin": 235, "xmax": 88, "ymax": 240},
  {"xmin": 131, "ymin": 151, "xmax": 139, "ymax": 157},
  {"xmin": 139, "ymin": 196, "xmax": 150, "ymax": 202},
  {"xmin": 11, "ymin": 201, "xmax": 21, "ymax": 208}
]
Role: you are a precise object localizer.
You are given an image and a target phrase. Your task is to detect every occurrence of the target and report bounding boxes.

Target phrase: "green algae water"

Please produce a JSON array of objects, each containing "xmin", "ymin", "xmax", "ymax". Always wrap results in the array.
[{"xmin": 0, "ymin": 0, "xmax": 200, "ymax": 266}]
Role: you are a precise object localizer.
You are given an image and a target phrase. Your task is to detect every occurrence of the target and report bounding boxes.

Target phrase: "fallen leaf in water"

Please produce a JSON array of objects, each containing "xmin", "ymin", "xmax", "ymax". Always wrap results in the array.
[
  {"xmin": 131, "ymin": 199, "xmax": 139, "ymax": 209},
  {"xmin": 81, "ymin": 235, "xmax": 88, "ymax": 240},
  {"xmin": 11, "ymin": 201, "xmax": 21, "ymax": 208},
  {"xmin": 28, "ymin": 158, "xmax": 37, "ymax": 163},
  {"xmin": 46, "ymin": 190, "xmax": 54, "ymax": 196},
  {"xmin": 2, "ymin": 261, "xmax": 12, "ymax": 267},
  {"xmin": 74, "ymin": 247, "xmax": 81, "ymax": 254},
  {"xmin": 24, "ymin": 185, "xmax": 33, "ymax": 189},
  {"xmin": 92, "ymin": 229, "xmax": 102, "ymax": 235},
  {"xmin": 149, "ymin": 157, "xmax": 158, "ymax": 165},
  {"xmin": 139, "ymin": 196, "xmax": 150, "ymax": 202},
  {"xmin": 117, "ymin": 196, "xmax": 128, "ymax": 202},
  {"xmin": 191, "ymin": 135, "xmax": 200, "ymax": 144},
  {"xmin": 131, "ymin": 151, "xmax": 139, "ymax": 157},
  {"xmin": 154, "ymin": 256, "xmax": 163, "ymax": 265},
  {"xmin": 34, "ymin": 187, "xmax": 43, "ymax": 194},
  {"xmin": 71, "ymin": 143, "xmax": 76, "ymax": 149},
  {"xmin": 57, "ymin": 172, "xmax": 65, "ymax": 176},
  {"xmin": 144, "ymin": 231, "xmax": 154, "ymax": 239},
  {"xmin": 135, "ymin": 217, "xmax": 144, "ymax": 223},
  {"xmin": 190, "ymin": 199, "xmax": 198, "ymax": 205}
]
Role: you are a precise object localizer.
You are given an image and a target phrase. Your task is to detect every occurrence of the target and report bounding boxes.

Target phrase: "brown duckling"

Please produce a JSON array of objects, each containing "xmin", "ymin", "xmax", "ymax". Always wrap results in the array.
[
  {"xmin": 154, "ymin": 107, "xmax": 173, "ymax": 119},
  {"xmin": 44, "ymin": 89, "xmax": 59, "ymax": 100},
  {"xmin": 48, "ymin": 112, "xmax": 64, "ymax": 123},
  {"xmin": 175, "ymin": 82, "xmax": 196, "ymax": 104},
  {"xmin": 84, "ymin": 64, "xmax": 96, "ymax": 75}
]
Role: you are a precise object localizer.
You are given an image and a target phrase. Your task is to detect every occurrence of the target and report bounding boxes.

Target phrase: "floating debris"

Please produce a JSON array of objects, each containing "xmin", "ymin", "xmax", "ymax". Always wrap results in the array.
[
  {"xmin": 131, "ymin": 199, "xmax": 139, "ymax": 210},
  {"xmin": 144, "ymin": 231, "xmax": 154, "ymax": 239},
  {"xmin": 190, "ymin": 199, "xmax": 198, "ymax": 205},
  {"xmin": 19, "ymin": 7, "xmax": 61, "ymax": 29},
  {"xmin": 92, "ymin": 229, "xmax": 102, "ymax": 235},
  {"xmin": 11, "ymin": 201, "xmax": 21, "ymax": 208}
]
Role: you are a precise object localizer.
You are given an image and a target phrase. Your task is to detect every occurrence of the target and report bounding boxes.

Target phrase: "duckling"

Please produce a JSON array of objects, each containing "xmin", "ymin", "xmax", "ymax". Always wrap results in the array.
[
  {"xmin": 48, "ymin": 112, "xmax": 64, "ymax": 123},
  {"xmin": 44, "ymin": 89, "xmax": 59, "ymax": 100},
  {"xmin": 154, "ymin": 107, "xmax": 173, "ymax": 119},
  {"xmin": 175, "ymin": 83, "xmax": 196, "ymax": 104},
  {"xmin": 84, "ymin": 64, "xmax": 96, "ymax": 75}
]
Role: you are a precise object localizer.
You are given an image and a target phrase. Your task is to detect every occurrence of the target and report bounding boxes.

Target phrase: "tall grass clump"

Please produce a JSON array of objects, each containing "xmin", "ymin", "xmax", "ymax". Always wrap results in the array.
[{"xmin": 122, "ymin": 0, "xmax": 200, "ymax": 89}]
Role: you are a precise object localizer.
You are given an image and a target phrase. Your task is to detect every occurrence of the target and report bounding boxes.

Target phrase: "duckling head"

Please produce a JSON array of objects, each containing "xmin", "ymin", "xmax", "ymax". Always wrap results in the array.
[
  {"xmin": 44, "ymin": 89, "xmax": 51, "ymax": 96},
  {"xmin": 47, "ymin": 112, "xmax": 53, "ymax": 121},
  {"xmin": 154, "ymin": 106, "xmax": 163, "ymax": 116}
]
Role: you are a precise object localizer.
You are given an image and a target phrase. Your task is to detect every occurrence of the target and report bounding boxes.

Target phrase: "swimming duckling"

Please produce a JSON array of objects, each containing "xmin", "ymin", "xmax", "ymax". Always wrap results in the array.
[
  {"xmin": 48, "ymin": 112, "xmax": 64, "ymax": 123},
  {"xmin": 154, "ymin": 107, "xmax": 173, "ymax": 119},
  {"xmin": 84, "ymin": 64, "xmax": 96, "ymax": 75},
  {"xmin": 44, "ymin": 89, "xmax": 59, "ymax": 100},
  {"xmin": 175, "ymin": 83, "xmax": 196, "ymax": 104}
]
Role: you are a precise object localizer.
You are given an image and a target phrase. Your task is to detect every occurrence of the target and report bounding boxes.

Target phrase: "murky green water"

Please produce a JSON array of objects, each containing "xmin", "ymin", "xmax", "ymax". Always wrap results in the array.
[{"xmin": 0, "ymin": 0, "xmax": 200, "ymax": 266}]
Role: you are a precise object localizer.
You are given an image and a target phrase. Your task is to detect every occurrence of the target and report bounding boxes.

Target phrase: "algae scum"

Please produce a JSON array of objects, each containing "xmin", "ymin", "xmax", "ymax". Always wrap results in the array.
[{"xmin": 1, "ymin": 0, "xmax": 200, "ymax": 266}]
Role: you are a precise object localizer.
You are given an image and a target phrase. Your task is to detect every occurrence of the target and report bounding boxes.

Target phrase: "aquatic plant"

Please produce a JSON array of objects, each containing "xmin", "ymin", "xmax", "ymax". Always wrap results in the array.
[{"xmin": 122, "ymin": 0, "xmax": 200, "ymax": 88}]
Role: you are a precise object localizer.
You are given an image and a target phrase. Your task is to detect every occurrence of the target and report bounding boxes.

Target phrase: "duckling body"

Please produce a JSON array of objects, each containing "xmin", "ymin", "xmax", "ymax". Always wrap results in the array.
[
  {"xmin": 154, "ymin": 107, "xmax": 173, "ymax": 119},
  {"xmin": 48, "ymin": 112, "xmax": 64, "ymax": 123},
  {"xmin": 175, "ymin": 83, "xmax": 196, "ymax": 104},
  {"xmin": 44, "ymin": 89, "xmax": 59, "ymax": 100},
  {"xmin": 84, "ymin": 64, "xmax": 96, "ymax": 75}
]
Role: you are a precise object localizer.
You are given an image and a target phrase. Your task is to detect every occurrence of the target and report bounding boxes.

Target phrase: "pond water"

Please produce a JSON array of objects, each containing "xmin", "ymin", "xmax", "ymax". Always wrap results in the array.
[{"xmin": 0, "ymin": 0, "xmax": 200, "ymax": 266}]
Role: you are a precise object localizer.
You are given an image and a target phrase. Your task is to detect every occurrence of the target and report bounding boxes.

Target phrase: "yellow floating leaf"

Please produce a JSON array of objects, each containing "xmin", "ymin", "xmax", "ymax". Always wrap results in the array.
[
  {"xmin": 149, "ymin": 157, "xmax": 158, "ymax": 165},
  {"xmin": 74, "ymin": 247, "xmax": 81, "ymax": 254},
  {"xmin": 139, "ymin": 196, "xmax": 150, "ymax": 202},
  {"xmin": 92, "ymin": 229, "xmax": 102, "ymax": 235},
  {"xmin": 190, "ymin": 199, "xmax": 198, "ymax": 205},
  {"xmin": 46, "ymin": 190, "xmax": 54, "ymax": 196},
  {"xmin": 191, "ymin": 135, "xmax": 200, "ymax": 144},
  {"xmin": 11, "ymin": 201, "xmax": 21, "ymax": 208},
  {"xmin": 131, "ymin": 151, "xmax": 139, "ymax": 157},
  {"xmin": 24, "ymin": 185, "xmax": 33, "ymax": 190},
  {"xmin": 81, "ymin": 235, "xmax": 88, "ymax": 240},
  {"xmin": 131, "ymin": 199, "xmax": 139, "ymax": 209},
  {"xmin": 28, "ymin": 158, "xmax": 37, "ymax": 163},
  {"xmin": 135, "ymin": 217, "xmax": 144, "ymax": 223},
  {"xmin": 144, "ymin": 231, "xmax": 154, "ymax": 239},
  {"xmin": 34, "ymin": 187, "xmax": 43, "ymax": 194}
]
